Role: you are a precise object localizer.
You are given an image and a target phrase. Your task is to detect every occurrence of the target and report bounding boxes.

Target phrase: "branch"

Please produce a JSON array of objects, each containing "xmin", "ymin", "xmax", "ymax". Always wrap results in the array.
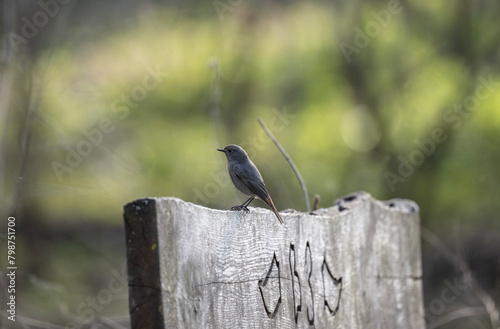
[
  {"xmin": 421, "ymin": 227, "xmax": 500, "ymax": 329},
  {"xmin": 257, "ymin": 116, "xmax": 311, "ymax": 212},
  {"xmin": 427, "ymin": 306, "xmax": 489, "ymax": 329}
]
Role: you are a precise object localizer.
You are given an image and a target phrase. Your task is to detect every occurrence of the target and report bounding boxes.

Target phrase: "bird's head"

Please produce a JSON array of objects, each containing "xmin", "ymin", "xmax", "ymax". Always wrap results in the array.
[{"xmin": 217, "ymin": 144, "xmax": 249, "ymax": 162}]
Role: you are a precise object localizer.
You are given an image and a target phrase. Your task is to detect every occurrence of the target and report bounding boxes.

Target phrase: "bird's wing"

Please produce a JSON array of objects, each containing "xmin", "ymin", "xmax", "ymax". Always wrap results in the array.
[
  {"xmin": 232, "ymin": 162, "xmax": 269, "ymax": 200},
  {"xmin": 232, "ymin": 161, "xmax": 284, "ymax": 225}
]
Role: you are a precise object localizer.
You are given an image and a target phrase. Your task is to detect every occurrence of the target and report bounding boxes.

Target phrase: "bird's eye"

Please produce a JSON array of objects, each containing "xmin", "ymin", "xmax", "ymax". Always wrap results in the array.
[{"xmin": 228, "ymin": 149, "xmax": 232, "ymax": 153}]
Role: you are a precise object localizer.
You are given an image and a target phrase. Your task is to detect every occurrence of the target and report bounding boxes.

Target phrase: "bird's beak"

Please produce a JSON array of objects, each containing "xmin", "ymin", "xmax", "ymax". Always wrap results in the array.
[{"xmin": 217, "ymin": 148, "xmax": 225, "ymax": 153}]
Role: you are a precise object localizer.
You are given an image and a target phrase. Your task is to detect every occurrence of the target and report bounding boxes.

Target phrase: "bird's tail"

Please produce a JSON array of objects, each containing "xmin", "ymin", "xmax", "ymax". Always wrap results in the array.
[{"xmin": 266, "ymin": 196, "xmax": 284, "ymax": 224}]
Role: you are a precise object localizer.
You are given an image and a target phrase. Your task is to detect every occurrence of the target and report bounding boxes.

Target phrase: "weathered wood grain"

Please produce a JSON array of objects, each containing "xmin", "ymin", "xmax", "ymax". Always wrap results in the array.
[{"xmin": 123, "ymin": 191, "xmax": 425, "ymax": 329}]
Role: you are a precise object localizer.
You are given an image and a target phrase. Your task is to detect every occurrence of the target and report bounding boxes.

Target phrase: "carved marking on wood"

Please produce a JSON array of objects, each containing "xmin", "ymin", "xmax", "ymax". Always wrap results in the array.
[
  {"xmin": 288, "ymin": 243, "xmax": 302, "ymax": 323},
  {"xmin": 258, "ymin": 252, "xmax": 282, "ymax": 318},
  {"xmin": 321, "ymin": 258, "xmax": 342, "ymax": 316},
  {"xmin": 304, "ymin": 242, "xmax": 315, "ymax": 325}
]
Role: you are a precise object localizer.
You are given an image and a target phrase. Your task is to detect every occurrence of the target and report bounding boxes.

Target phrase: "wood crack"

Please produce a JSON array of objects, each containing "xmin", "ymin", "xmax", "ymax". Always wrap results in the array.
[
  {"xmin": 196, "ymin": 276, "xmax": 293, "ymax": 287},
  {"xmin": 371, "ymin": 275, "xmax": 423, "ymax": 280}
]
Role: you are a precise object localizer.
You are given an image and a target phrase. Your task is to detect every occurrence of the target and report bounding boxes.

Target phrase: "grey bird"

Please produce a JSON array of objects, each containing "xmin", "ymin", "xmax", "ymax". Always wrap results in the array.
[{"xmin": 218, "ymin": 144, "xmax": 284, "ymax": 224}]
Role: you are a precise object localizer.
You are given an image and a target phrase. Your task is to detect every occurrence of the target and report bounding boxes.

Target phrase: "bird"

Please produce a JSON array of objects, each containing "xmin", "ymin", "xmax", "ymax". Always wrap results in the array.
[{"xmin": 217, "ymin": 144, "xmax": 284, "ymax": 224}]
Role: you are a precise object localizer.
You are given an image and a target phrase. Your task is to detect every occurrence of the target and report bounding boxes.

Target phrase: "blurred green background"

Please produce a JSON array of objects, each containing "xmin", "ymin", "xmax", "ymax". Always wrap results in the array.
[{"xmin": 1, "ymin": 0, "xmax": 499, "ymax": 328}]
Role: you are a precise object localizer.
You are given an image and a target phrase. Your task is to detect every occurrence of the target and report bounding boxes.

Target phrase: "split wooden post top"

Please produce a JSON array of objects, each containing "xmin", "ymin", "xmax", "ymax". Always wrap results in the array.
[{"xmin": 123, "ymin": 191, "xmax": 425, "ymax": 329}]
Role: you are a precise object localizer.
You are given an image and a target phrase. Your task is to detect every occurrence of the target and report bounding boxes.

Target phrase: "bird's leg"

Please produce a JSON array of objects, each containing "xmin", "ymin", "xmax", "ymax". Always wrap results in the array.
[
  {"xmin": 241, "ymin": 196, "xmax": 255, "ymax": 211},
  {"xmin": 231, "ymin": 196, "xmax": 254, "ymax": 212}
]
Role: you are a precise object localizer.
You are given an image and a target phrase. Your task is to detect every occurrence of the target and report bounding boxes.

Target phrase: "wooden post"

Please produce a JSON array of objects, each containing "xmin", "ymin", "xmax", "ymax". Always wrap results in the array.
[{"xmin": 123, "ymin": 191, "xmax": 425, "ymax": 328}]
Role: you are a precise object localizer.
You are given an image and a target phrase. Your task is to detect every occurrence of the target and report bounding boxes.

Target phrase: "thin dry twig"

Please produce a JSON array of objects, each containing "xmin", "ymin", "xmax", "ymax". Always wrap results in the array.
[
  {"xmin": 257, "ymin": 116, "xmax": 311, "ymax": 212},
  {"xmin": 427, "ymin": 306, "xmax": 489, "ymax": 329},
  {"xmin": 97, "ymin": 316, "xmax": 129, "ymax": 329},
  {"xmin": 421, "ymin": 226, "xmax": 500, "ymax": 329},
  {"xmin": 13, "ymin": 316, "xmax": 66, "ymax": 329},
  {"xmin": 313, "ymin": 194, "xmax": 320, "ymax": 211}
]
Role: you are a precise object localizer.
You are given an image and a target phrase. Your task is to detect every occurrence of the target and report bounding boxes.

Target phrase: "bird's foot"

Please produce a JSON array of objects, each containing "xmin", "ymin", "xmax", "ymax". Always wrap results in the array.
[{"xmin": 230, "ymin": 205, "xmax": 250, "ymax": 212}]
